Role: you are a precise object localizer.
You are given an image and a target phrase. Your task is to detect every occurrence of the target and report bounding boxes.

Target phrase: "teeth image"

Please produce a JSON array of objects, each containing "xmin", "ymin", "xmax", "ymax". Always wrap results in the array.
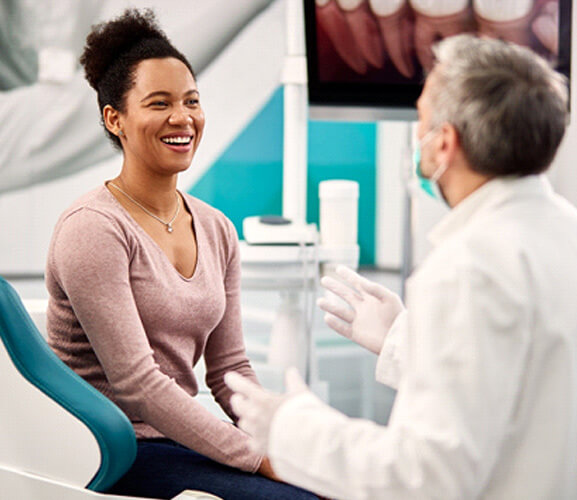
[
  {"xmin": 373, "ymin": 3, "xmax": 415, "ymax": 78},
  {"xmin": 473, "ymin": 0, "xmax": 533, "ymax": 22},
  {"xmin": 369, "ymin": 0, "xmax": 405, "ymax": 17},
  {"xmin": 343, "ymin": 0, "xmax": 385, "ymax": 69},
  {"xmin": 316, "ymin": 0, "xmax": 368, "ymax": 74},
  {"xmin": 336, "ymin": 0, "xmax": 363, "ymax": 10},
  {"xmin": 410, "ymin": 0, "xmax": 469, "ymax": 16}
]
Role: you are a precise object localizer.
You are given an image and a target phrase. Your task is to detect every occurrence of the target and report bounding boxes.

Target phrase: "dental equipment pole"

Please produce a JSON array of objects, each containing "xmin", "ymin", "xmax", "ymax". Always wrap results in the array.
[
  {"xmin": 267, "ymin": 0, "xmax": 317, "ymax": 385},
  {"xmin": 282, "ymin": 0, "xmax": 308, "ymax": 224}
]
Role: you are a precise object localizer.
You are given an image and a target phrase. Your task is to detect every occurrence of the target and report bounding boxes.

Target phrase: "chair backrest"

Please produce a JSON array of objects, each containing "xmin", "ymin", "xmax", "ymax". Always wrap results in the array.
[{"xmin": 0, "ymin": 277, "xmax": 136, "ymax": 492}]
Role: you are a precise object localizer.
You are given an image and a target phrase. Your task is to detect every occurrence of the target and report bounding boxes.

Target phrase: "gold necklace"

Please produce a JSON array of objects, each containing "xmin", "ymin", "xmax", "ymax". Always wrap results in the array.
[{"xmin": 109, "ymin": 182, "xmax": 180, "ymax": 233}]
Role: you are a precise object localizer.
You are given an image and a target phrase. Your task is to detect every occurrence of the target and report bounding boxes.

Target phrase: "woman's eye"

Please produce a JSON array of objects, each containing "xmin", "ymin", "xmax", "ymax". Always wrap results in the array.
[
  {"xmin": 150, "ymin": 101, "xmax": 168, "ymax": 107},
  {"xmin": 186, "ymin": 99, "xmax": 199, "ymax": 107}
]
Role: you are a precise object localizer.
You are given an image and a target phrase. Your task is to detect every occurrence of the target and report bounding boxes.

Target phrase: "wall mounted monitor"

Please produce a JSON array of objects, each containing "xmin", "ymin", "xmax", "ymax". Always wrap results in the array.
[{"xmin": 304, "ymin": 0, "xmax": 571, "ymax": 122}]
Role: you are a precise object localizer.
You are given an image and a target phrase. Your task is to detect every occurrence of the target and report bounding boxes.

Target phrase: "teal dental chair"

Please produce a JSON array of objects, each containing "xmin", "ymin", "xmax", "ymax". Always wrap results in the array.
[{"xmin": 0, "ymin": 277, "xmax": 221, "ymax": 500}]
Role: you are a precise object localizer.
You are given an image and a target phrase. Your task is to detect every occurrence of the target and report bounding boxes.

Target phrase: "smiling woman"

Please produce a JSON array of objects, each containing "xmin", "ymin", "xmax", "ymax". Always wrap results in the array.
[
  {"xmin": 44, "ymin": 8, "xmax": 318, "ymax": 500},
  {"xmin": 103, "ymin": 57, "xmax": 204, "ymax": 180}
]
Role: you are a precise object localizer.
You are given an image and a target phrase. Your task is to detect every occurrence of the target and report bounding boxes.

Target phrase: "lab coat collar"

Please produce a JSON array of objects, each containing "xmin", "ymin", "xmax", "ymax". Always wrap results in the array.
[{"xmin": 428, "ymin": 174, "xmax": 552, "ymax": 247}]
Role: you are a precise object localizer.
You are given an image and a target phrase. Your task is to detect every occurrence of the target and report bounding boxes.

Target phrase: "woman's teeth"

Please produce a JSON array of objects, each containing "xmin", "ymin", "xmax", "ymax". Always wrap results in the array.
[{"xmin": 161, "ymin": 136, "xmax": 191, "ymax": 145}]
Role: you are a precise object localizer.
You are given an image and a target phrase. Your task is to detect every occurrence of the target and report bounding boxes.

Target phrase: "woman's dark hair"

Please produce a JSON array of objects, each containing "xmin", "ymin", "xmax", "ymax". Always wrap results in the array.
[{"xmin": 80, "ymin": 8, "xmax": 195, "ymax": 150}]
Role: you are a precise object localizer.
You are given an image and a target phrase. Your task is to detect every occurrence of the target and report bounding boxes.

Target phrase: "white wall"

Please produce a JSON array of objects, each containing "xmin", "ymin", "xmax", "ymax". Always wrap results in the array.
[
  {"xmin": 0, "ymin": 0, "xmax": 285, "ymax": 276},
  {"xmin": 0, "ymin": 157, "xmax": 121, "ymax": 277}
]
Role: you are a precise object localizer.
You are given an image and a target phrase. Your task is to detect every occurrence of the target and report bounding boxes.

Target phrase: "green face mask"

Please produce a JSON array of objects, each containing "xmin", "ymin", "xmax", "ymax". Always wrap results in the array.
[
  {"xmin": 413, "ymin": 129, "xmax": 447, "ymax": 201},
  {"xmin": 414, "ymin": 145, "xmax": 439, "ymax": 199}
]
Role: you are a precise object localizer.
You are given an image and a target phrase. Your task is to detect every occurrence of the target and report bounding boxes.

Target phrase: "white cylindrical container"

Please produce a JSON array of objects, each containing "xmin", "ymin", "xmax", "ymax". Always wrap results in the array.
[{"xmin": 319, "ymin": 180, "xmax": 359, "ymax": 246}]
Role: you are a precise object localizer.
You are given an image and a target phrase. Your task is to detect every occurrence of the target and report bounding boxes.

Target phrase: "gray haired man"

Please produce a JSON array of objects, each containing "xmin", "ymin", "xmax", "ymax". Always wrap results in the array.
[{"xmin": 227, "ymin": 34, "xmax": 577, "ymax": 500}]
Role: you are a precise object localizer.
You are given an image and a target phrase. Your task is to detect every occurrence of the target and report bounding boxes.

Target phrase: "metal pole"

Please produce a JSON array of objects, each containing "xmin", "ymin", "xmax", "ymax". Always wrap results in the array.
[{"xmin": 282, "ymin": 0, "xmax": 308, "ymax": 224}]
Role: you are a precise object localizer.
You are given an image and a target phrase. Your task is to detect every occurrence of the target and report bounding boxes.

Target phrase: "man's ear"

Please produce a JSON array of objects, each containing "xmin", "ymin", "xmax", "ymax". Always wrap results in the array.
[
  {"xmin": 102, "ymin": 105, "xmax": 123, "ymax": 137},
  {"xmin": 437, "ymin": 122, "xmax": 460, "ymax": 167}
]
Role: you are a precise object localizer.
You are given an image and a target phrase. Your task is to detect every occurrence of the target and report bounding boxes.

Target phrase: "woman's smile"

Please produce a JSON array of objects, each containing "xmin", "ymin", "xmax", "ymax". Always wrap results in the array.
[{"xmin": 160, "ymin": 133, "xmax": 195, "ymax": 153}]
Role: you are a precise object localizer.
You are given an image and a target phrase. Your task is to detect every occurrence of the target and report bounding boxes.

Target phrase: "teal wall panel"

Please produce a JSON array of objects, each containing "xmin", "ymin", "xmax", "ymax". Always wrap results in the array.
[
  {"xmin": 307, "ymin": 120, "xmax": 376, "ymax": 265},
  {"xmin": 189, "ymin": 89, "xmax": 284, "ymax": 234},
  {"xmin": 189, "ymin": 87, "xmax": 377, "ymax": 265}
]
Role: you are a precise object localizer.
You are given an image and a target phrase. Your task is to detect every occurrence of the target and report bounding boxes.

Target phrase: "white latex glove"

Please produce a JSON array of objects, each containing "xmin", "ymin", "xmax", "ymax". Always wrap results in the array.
[
  {"xmin": 317, "ymin": 265, "xmax": 405, "ymax": 354},
  {"xmin": 225, "ymin": 367, "xmax": 308, "ymax": 454}
]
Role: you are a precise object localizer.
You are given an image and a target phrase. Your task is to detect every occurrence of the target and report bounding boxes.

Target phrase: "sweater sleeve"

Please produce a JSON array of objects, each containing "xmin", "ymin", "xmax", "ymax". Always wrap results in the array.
[
  {"xmin": 49, "ymin": 208, "xmax": 263, "ymax": 472},
  {"xmin": 203, "ymin": 217, "xmax": 260, "ymax": 422}
]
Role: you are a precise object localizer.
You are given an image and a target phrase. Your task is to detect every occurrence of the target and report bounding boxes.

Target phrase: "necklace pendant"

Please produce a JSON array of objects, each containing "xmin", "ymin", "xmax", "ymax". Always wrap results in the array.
[{"xmin": 167, "ymin": 225, "xmax": 174, "ymax": 233}]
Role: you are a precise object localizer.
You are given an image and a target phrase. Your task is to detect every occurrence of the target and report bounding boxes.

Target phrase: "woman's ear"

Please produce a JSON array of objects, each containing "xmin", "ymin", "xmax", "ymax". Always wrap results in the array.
[{"xmin": 102, "ymin": 105, "xmax": 123, "ymax": 138}]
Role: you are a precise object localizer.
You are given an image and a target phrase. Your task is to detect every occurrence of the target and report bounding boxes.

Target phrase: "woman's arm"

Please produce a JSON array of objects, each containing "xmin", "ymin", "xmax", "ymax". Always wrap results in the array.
[
  {"xmin": 202, "ymin": 217, "xmax": 260, "ymax": 422},
  {"xmin": 48, "ymin": 208, "xmax": 263, "ymax": 472}
]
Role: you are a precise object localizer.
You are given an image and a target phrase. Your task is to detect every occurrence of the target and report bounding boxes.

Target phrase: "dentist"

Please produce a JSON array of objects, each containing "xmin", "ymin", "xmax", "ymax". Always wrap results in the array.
[{"xmin": 226, "ymin": 34, "xmax": 577, "ymax": 500}]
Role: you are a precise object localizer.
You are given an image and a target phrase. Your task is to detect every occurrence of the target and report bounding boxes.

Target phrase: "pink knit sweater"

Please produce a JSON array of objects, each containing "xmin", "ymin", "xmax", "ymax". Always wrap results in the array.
[{"xmin": 46, "ymin": 185, "xmax": 263, "ymax": 473}]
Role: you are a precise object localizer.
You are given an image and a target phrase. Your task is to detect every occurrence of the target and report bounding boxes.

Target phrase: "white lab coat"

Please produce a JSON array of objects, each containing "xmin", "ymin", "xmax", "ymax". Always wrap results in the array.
[{"xmin": 268, "ymin": 175, "xmax": 577, "ymax": 500}]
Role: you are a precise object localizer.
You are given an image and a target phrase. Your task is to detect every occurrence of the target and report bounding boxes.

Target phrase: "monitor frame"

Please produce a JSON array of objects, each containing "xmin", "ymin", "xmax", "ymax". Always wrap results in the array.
[{"xmin": 304, "ymin": 0, "xmax": 572, "ymax": 122}]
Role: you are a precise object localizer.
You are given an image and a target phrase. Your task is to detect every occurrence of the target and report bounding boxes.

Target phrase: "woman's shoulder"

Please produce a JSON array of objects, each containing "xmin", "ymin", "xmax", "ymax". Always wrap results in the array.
[
  {"xmin": 183, "ymin": 194, "xmax": 235, "ymax": 231},
  {"xmin": 55, "ymin": 185, "xmax": 129, "ymax": 234},
  {"xmin": 182, "ymin": 194, "xmax": 239, "ymax": 252},
  {"xmin": 183, "ymin": 193, "xmax": 224, "ymax": 217}
]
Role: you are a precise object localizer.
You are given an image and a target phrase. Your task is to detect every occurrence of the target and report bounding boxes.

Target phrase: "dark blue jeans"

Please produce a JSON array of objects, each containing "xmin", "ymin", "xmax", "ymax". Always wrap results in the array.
[{"xmin": 106, "ymin": 438, "xmax": 319, "ymax": 499}]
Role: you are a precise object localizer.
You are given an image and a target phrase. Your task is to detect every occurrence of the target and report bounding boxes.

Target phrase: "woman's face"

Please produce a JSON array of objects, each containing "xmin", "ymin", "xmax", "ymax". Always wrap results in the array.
[{"xmin": 118, "ymin": 57, "xmax": 205, "ymax": 176}]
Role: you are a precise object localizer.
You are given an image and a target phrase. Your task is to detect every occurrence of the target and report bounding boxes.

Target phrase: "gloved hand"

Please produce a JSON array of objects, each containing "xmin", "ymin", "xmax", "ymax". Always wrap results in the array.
[
  {"xmin": 225, "ymin": 367, "xmax": 309, "ymax": 454},
  {"xmin": 317, "ymin": 265, "xmax": 405, "ymax": 354}
]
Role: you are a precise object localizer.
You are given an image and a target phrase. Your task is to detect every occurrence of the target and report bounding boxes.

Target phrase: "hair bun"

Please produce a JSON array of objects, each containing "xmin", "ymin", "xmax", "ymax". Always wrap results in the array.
[{"xmin": 80, "ymin": 8, "xmax": 168, "ymax": 90}]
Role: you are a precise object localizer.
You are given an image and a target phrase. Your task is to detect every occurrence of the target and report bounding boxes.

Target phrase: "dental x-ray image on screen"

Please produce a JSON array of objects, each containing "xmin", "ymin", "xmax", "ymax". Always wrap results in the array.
[{"xmin": 304, "ymin": 0, "xmax": 571, "ymax": 120}]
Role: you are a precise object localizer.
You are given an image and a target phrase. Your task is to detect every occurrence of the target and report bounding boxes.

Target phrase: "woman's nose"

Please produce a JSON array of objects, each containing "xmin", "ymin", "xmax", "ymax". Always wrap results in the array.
[{"xmin": 168, "ymin": 108, "xmax": 193, "ymax": 126}]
